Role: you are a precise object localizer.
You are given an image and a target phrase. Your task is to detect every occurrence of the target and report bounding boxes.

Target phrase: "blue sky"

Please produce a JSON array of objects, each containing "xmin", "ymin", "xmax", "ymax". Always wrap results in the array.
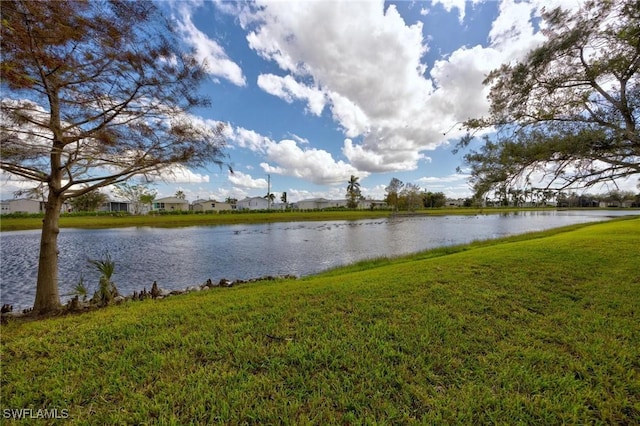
[
  {"xmin": 3, "ymin": 0, "xmax": 635, "ymax": 202},
  {"xmin": 155, "ymin": 0, "xmax": 520, "ymax": 202}
]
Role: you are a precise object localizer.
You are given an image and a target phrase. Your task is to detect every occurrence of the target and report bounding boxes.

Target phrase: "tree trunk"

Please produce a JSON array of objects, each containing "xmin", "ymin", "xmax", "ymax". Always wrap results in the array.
[{"xmin": 33, "ymin": 192, "xmax": 63, "ymax": 313}]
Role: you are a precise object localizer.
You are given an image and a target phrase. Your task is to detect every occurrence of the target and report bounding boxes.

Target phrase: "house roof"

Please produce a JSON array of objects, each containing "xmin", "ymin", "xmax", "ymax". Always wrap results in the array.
[
  {"xmin": 4, "ymin": 198, "xmax": 42, "ymax": 203},
  {"xmin": 239, "ymin": 196, "xmax": 268, "ymax": 201},
  {"xmin": 297, "ymin": 198, "xmax": 330, "ymax": 202},
  {"xmin": 155, "ymin": 196, "xmax": 189, "ymax": 203},
  {"xmin": 192, "ymin": 199, "xmax": 231, "ymax": 204}
]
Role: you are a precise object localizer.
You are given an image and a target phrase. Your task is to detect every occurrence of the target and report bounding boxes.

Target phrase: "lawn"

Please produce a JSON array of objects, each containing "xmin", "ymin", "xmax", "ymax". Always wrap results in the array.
[
  {"xmin": 1, "ymin": 218, "xmax": 639, "ymax": 424},
  {"xmin": 0, "ymin": 207, "xmax": 549, "ymax": 231}
]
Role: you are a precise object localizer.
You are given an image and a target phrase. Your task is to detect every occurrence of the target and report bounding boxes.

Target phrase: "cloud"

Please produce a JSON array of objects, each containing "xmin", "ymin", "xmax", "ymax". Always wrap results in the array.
[
  {"xmin": 209, "ymin": 187, "xmax": 247, "ymax": 201},
  {"xmin": 286, "ymin": 187, "xmax": 348, "ymax": 203},
  {"xmin": 257, "ymin": 74, "xmax": 326, "ymax": 116},
  {"xmin": 242, "ymin": 1, "xmax": 439, "ymax": 171},
  {"xmin": 236, "ymin": 1, "xmax": 478, "ymax": 173},
  {"xmin": 417, "ymin": 174, "xmax": 469, "ymax": 184},
  {"xmin": 343, "ymin": 138, "xmax": 428, "ymax": 173},
  {"xmin": 429, "ymin": 45, "xmax": 500, "ymax": 123},
  {"xmin": 227, "ymin": 170, "xmax": 268, "ymax": 189},
  {"xmin": 225, "ymin": 125, "xmax": 367, "ymax": 186},
  {"xmin": 288, "ymin": 133, "xmax": 309, "ymax": 145},
  {"xmin": 0, "ymin": 171, "xmax": 38, "ymax": 200},
  {"xmin": 429, "ymin": 0, "xmax": 472, "ymax": 23},
  {"xmin": 174, "ymin": 4, "xmax": 246, "ymax": 86},
  {"xmin": 260, "ymin": 139, "xmax": 365, "ymax": 185},
  {"xmin": 226, "ymin": 125, "xmax": 272, "ymax": 153},
  {"xmin": 234, "ymin": 0, "xmax": 579, "ymax": 176},
  {"xmin": 326, "ymin": 91, "xmax": 370, "ymax": 138},
  {"xmin": 415, "ymin": 173, "xmax": 473, "ymax": 198},
  {"xmin": 158, "ymin": 165, "xmax": 210, "ymax": 184},
  {"xmin": 488, "ymin": 0, "xmax": 545, "ymax": 60}
]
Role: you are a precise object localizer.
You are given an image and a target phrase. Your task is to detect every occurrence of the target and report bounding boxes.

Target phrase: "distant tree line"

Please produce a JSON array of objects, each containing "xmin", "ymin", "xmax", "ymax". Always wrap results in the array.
[
  {"xmin": 480, "ymin": 187, "xmax": 640, "ymax": 208},
  {"xmin": 384, "ymin": 178, "xmax": 447, "ymax": 211}
]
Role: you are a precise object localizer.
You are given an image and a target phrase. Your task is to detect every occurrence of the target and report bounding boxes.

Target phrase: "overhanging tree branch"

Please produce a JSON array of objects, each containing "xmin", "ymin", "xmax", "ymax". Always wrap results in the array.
[
  {"xmin": 458, "ymin": 0, "xmax": 639, "ymax": 199},
  {"xmin": 0, "ymin": 0, "xmax": 229, "ymax": 313}
]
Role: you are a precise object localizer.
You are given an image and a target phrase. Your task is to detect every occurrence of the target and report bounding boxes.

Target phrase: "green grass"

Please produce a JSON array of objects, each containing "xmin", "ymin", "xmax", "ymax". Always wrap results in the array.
[
  {"xmin": 0, "ymin": 207, "xmax": 553, "ymax": 231},
  {"xmin": 1, "ymin": 218, "xmax": 639, "ymax": 424},
  {"xmin": 0, "ymin": 209, "xmax": 390, "ymax": 231}
]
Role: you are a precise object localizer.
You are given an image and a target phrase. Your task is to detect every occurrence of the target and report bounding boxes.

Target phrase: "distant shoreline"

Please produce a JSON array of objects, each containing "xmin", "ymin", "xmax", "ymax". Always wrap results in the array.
[{"xmin": 4, "ymin": 207, "xmax": 636, "ymax": 232}]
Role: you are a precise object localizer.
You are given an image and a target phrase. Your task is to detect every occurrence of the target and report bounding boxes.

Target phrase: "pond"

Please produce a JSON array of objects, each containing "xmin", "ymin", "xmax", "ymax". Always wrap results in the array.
[{"xmin": 1, "ymin": 210, "xmax": 636, "ymax": 310}]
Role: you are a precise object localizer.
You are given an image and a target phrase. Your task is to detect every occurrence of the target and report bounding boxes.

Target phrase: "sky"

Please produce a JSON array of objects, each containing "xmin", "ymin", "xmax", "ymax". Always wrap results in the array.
[{"xmin": 1, "ymin": 0, "xmax": 637, "ymax": 202}]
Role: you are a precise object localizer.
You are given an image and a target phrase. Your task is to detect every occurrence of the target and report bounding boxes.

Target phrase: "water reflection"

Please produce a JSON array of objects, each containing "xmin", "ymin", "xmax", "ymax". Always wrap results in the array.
[{"xmin": 0, "ymin": 210, "xmax": 636, "ymax": 310}]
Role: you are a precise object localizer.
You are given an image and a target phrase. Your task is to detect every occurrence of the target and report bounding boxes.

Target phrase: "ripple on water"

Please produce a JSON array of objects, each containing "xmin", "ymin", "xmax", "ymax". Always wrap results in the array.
[{"xmin": 1, "ymin": 210, "xmax": 635, "ymax": 311}]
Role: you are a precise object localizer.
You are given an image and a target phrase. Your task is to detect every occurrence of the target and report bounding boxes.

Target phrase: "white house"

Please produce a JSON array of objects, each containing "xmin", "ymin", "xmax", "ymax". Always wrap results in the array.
[
  {"xmin": 0, "ymin": 198, "xmax": 45, "ymax": 214},
  {"xmin": 99, "ymin": 200, "xmax": 130, "ymax": 213},
  {"xmin": 191, "ymin": 199, "xmax": 236, "ymax": 212},
  {"xmin": 446, "ymin": 198, "xmax": 466, "ymax": 207},
  {"xmin": 0, "ymin": 198, "xmax": 77, "ymax": 214},
  {"xmin": 152, "ymin": 196, "xmax": 189, "ymax": 212},
  {"xmin": 358, "ymin": 199, "xmax": 387, "ymax": 209},
  {"xmin": 295, "ymin": 198, "xmax": 349, "ymax": 210},
  {"xmin": 237, "ymin": 196, "xmax": 270, "ymax": 210}
]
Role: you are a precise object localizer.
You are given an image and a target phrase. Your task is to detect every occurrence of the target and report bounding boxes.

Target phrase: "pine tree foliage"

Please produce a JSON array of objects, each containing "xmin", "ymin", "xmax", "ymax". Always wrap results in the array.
[
  {"xmin": 0, "ymin": 0, "xmax": 227, "ymax": 312},
  {"xmin": 457, "ymin": 0, "xmax": 639, "ymax": 198}
]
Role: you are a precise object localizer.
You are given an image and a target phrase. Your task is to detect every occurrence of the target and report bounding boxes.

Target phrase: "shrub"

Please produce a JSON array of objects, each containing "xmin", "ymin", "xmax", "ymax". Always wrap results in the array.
[{"xmin": 89, "ymin": 253, "xmax": 119, "ymax": 306}]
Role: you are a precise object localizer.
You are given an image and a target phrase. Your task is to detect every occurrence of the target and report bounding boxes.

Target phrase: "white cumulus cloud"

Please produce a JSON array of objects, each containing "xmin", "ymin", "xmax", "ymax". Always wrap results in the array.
[
  {"xmin": 228, "ymin": 170, "xmax": 268, "ymax": 189},
  {"xmin": 257, "ymin": 74, "xmax": 326, "ymax": 116},
  {"xmin": 198, "ymin": 0, "xmax": 598, "ymax": 195},
  {"xmin": 174, "ymin": 4, "xmax": 246, "ymax": 86},
  {"xmin": 225, "ymin": 126, "xmax": 368, "ymax": 186},
  {"xmin": 226, "ymin": 125, "xmax": 272, "ymax": 153},
  {"xmin": 429, "ymin": 0, "xmax": 483, "ymax": 23},
  {"xmin": 260, "ymin": 139, "xmax": 365, "ymax": 186},
  {"xmin": 232, "ymin": 0, "xmax": 582, "ymax": 176},
  {"xmin": 158, "ymin": 165, "xmax": 210, "ymax": 184}
]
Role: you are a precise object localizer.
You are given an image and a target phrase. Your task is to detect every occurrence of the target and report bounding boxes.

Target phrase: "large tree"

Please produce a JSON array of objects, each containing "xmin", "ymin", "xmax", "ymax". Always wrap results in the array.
[
  {"xmin": 112, "ymin": 182, "xmax": 157, "ymax": 215},
  {"xmin": 422, "ymin": 191, "xmax": 446, "ymax": 208},
  {"xmin": 1, "ymin": 1, "xmax": 227, "ymax": 313},
  {"xmin": 384, "ymin": 178, "xmax": 404, "ymax": 211},
  {"xmin": 400, "ymin": 183, "xmax": 422, "ymax": 211},
  {"xmin": 456, "ymin": 0, "xmax": 639, "ymax": 199},
  {"xmin": 68, "ymin": 187, "xmax": 107, "ymax": 212}
]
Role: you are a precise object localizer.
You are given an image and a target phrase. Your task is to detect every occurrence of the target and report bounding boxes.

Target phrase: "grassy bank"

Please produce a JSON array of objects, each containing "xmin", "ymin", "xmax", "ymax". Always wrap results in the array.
[
  {"xmin": 0, "ymin": 207, "xmax": 551, "ymax": 231},
  {"xmin": 1, "ymin": 218, "xmax": 639, "ymax": 424}
]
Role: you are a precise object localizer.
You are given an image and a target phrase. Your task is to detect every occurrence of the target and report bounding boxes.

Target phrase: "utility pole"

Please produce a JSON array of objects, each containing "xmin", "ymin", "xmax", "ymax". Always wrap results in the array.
[{"xmin": 267, "ymin": 174, "xmax": 271, "ymax": 210}]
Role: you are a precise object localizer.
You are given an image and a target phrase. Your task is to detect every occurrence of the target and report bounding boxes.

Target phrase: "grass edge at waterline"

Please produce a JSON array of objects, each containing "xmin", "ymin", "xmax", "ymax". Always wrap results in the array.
[
  {"xmin": 1, "ymin": 218, "xmax": 639, "ymax": 424},
  {"xmin": 0, "ymin": 207, "xmax": 616, "ymax": 231}
]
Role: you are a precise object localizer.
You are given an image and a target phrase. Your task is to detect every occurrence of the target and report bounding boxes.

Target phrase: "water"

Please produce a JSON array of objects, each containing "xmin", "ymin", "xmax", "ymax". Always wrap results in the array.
[{"xmin": 1, "ymin": 210, "xmax": 636, "ymax": 310}]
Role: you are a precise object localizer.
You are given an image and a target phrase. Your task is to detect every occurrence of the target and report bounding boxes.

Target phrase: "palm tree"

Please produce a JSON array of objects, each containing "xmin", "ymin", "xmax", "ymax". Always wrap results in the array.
[
  {"xmin": 346, "ymin": 175, "xmax": 361, "ymax": 208},
  {"xmin": 347, "ymin": 175, "xmax": 360, "ymax": 194},
  {"xmin": 175, "ymin": 190, "xmax": 186, "ymax": 200},
  {"xmin": 264, "ymin": 193, "xmax": 276, "ymax": 209}
]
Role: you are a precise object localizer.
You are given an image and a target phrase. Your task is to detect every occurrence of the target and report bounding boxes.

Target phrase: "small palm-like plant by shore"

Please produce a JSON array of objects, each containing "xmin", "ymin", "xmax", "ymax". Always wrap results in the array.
[{"xmin": 89, "ymin": 253, "xmax": 119, "ymax": 306}]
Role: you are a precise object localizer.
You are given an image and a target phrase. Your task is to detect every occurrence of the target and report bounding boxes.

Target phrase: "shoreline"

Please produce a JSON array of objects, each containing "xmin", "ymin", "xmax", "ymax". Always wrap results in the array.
[
  {"xmin": 1, "ymin": 274, "xmax": 297, "ymax": 324},
  {"xmin": 4, "ymin": 215, "xmax": 638, "ymax": 321},
  {"xmin": 0, "ymin": 206, "xmax": 600, "ymax": 232},
  {"xmin": 2, "ymin": 218, "xmax": 638, "ymax": 423}
]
